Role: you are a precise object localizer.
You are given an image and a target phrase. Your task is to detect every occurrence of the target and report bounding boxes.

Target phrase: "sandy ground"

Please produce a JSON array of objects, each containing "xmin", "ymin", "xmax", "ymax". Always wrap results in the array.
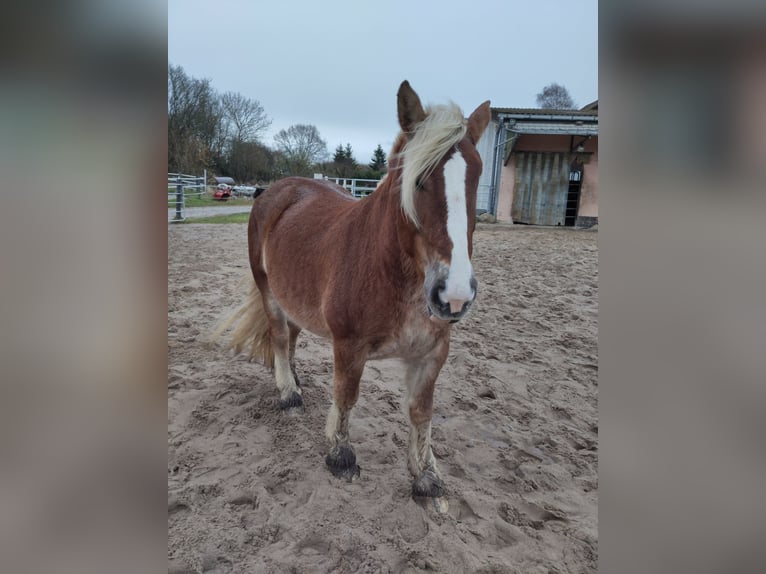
[{"xmin": 168, "ymin": 223, "xmax": 598, "ymax": 574}]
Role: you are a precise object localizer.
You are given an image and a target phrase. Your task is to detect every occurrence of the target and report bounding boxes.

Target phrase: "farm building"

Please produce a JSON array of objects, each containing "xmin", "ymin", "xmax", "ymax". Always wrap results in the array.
[{"xmin": 475, "ymin": 101, "xmax": 598, "ymax": 227}]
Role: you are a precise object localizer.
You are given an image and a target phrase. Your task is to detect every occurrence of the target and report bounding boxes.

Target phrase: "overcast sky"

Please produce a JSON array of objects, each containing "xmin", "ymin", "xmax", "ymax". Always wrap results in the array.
[{"xmin": 169, "ymin": 0, "xmax": 598, "ymax": 164}]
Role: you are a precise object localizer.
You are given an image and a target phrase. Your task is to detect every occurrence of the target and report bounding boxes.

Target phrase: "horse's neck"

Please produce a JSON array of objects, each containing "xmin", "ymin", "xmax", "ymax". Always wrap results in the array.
[{"xmin": 351, "ymin": 175, "xmax": 421, "ymax": 285}]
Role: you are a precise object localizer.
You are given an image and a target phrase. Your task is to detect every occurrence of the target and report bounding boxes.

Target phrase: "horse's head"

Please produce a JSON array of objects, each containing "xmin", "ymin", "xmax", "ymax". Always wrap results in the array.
[{"xmin": 394, "ymin": 81, "xmax": 491, "ymax": 323}]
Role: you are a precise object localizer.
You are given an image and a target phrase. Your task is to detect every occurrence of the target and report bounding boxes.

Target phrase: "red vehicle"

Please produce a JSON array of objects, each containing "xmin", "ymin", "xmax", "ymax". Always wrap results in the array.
[{"xmin": 213, "ymin": 183, "xmax": 232, "ymax": 201}]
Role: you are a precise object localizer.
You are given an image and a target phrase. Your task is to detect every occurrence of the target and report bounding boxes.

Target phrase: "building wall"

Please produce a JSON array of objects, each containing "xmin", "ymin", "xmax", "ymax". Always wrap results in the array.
[
  {"xmin": 495, "ymin": 133, "xmax": 599, "ymax": 224},
  {"xmin": 497, "ymin": 159, "xmax": 515, "ymax": 222}
]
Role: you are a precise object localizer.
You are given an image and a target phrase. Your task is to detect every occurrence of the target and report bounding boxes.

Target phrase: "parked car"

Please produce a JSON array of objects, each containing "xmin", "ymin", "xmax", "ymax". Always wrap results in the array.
[
  {"xmin": 232, "ymin": 185, "xmax": 256, "ymax": 198},
  {"xmin": 213, "ymin": 184, "xmax": 232, "ymax": 201},
  {"xmin": 232, "ymin": 185, "xmax": 267, "ymax": 199}
]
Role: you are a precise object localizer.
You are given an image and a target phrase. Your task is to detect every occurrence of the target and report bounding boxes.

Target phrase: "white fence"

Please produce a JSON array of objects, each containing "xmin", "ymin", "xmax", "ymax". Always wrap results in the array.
[
  {"xmin": 322, "ymin": 177, "xmax": 380, "ymax": 198},
  {"xmin": 168, "ymin": 172, "xmax": 205, "ymax": 222}
]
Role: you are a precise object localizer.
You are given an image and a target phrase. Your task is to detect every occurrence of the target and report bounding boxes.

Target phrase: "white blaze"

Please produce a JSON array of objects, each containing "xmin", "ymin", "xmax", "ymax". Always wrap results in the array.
[{"xmin": 441, "ymin": 151, "xmax": 474, "ymax": 304}]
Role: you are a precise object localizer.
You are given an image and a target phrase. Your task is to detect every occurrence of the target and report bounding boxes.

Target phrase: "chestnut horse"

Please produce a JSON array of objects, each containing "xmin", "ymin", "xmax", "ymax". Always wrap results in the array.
[{"xmin": 220, "ymin": 81, "xmax": 490, "ymax": 503}]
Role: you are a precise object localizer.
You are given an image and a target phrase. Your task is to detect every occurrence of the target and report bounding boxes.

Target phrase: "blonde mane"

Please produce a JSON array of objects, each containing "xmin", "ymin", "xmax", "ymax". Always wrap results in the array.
[{"xmin": 392, "ymin": 103, "xmax": 467, "ymax": 227}]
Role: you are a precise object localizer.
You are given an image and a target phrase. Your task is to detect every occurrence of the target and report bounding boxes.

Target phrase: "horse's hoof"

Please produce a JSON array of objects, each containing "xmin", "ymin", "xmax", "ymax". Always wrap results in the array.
[
  {"xmin": 412, "ymin": 469, "xmax": 445, "ymax": 498},
  {"xmin": 326, "ymin": 445, "xmax": 360, "ymax": 482},
  {"xmin": 329, "ymin": 464, "xmax": 360, "ymax": 482},
  {"xmin": 279, "ymin": 391, "xmax": 303, "ymax": 411}
]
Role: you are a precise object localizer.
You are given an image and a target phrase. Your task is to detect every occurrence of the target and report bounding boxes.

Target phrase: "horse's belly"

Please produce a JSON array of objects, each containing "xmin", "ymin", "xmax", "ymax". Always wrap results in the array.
[
  {"xmin": 263, "ymin": 219, "xmax": 335, "ymax": 339},
  {"xmin": 269, "ymin": 285, "xmax": 332, "ymax": 339}
]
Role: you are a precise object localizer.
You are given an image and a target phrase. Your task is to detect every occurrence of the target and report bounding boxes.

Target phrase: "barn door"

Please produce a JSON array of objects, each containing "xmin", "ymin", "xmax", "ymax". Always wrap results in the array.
[
  {"xmin": 511, "ymin": 152, "xmax": 572, "ymax": 225},
  {"xmin": 565, "ymin": 168, "xmax": 582, "ymax": 226}
]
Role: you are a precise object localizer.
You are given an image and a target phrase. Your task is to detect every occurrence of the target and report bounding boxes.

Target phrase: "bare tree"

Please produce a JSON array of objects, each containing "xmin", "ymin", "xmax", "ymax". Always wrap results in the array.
[
  {"xmin": 274, "ymin": 124, "xmax": 328, "ymax": 175},
  {"xmin": 167, "ymin": 64, "xmax": 223, "ymax": 173},
  {"xmin": 535, "ymin": 83, "xmax": 576, "ymax": 109},
  {"xmin": 220, "ymin": 91, "xmax": 272, "ymax": 143},
  {"xmin": 223, "ymin": 140, "xmax": 278, "ymax": 183},
  {"xmin": 167, "ymin": 62, "xmax": 281, "ymax": 180}
]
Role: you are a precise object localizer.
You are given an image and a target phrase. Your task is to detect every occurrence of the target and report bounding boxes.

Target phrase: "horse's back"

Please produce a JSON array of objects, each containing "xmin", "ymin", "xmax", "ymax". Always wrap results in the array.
[
  {"xmin": 250, "ymin": 176, "xmax": 354, "ymax": 247},
  {"xmin": 257, "ymin": 177, "xmax": 353, "ymax": 216}
]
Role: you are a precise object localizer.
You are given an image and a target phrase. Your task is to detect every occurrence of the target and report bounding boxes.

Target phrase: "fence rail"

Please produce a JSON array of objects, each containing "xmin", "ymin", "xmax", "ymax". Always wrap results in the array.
[
  {"xmin": 323, "ymin": 177, "xmax": 380, "ymax": 198},
  {"xmin": 168, "ymin": 172, "xmax": 205, "ymax": 222}
]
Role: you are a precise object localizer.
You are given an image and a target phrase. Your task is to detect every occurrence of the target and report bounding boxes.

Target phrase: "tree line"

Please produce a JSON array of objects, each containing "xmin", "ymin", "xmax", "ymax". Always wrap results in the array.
[{"xmin": 168, "ymin": 64, "xmax": 387, "ymax": 183}]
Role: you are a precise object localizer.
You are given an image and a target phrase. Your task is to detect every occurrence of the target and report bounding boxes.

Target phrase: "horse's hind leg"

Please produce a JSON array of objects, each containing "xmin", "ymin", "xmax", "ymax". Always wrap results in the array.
[
  {"xmin": 249, "ymin": 221, "xmax": 301, "ymax": 410},
  {"xmin": 404, "ymin": 338, "xmax": 450, "ymax": 499},
  {"xmin": 288, "ymin": 321, "xmax": 302, "ymax": 386},
  {"xmin": 325, "ymin": 340, "xmax": 367, "ymax": 481},
  {"xmin": 258, "ymin": 287, "xmax": 303, "ymax": 410}
]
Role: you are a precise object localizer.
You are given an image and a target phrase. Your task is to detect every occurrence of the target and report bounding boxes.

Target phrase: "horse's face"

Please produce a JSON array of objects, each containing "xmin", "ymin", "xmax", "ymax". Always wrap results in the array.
[
  {"xmin": 398, "ymin": 82, "xmax": 491, "ymax": 322},
  {"xmin": 415, "ymin": 140, "xmax": 482, "ymax": 323},
  {"xmin": 397, "ymin": 82, "xmax": 491, "ymax": 323}
]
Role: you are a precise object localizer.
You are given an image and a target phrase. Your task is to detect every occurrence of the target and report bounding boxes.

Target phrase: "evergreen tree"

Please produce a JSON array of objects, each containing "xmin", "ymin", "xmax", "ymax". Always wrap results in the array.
[
  {"xmin": 333, "ymin": 144, "xmax": 347, "ymax": 163},
  {"xmin": 344, "ymin": 143, "xmax": 355, "ymax": 165},
  {"xmin": 369, "ymin": 144, "xmax": 387, "ymax": 172},
  {"xmin": 331, "ymin": 142, "xmax": 357, "ymax": 177}
]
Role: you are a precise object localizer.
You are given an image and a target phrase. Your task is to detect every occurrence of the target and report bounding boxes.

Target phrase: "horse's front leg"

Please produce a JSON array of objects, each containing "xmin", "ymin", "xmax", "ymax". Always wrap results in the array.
[
  {"xmin": 325, "ymin": 340, "xmax": 367, "ymax": 481},
  {"xmin": 405, "ymin": 336, "xmax": 450, "ymax": 499}
]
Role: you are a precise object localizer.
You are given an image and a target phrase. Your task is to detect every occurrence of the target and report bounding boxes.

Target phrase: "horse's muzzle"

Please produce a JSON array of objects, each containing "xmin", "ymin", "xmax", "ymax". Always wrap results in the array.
[{"xmin": 427, "ymin": 276, "xmax": 478, "ymax": 323}]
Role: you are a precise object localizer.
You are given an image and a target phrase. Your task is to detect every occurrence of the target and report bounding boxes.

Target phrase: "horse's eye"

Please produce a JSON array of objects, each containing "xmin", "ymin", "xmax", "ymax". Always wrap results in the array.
[{"xmin": 415, "ymin": 177, "xmax": 424, "ymax": 190}]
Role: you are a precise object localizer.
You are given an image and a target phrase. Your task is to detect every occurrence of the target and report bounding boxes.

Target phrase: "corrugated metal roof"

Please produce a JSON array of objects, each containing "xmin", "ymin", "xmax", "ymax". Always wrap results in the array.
[
  {"xmin": 492, "ymin": 107, "xmax": 597, "ymax": 116},
  {"xmin": 509, "ymin": 122, "xmax": 599, "ymax": 136}
]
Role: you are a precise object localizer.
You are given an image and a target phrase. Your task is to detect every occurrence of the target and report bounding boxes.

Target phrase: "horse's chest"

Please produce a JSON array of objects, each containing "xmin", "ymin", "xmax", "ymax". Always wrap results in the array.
[{"xmin": 368, "ymin": 318, "xmax": 442, "ymax": 361}]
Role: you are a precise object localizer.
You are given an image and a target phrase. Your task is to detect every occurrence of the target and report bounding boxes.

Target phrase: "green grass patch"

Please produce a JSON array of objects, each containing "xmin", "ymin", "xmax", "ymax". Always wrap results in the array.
[
  {"xmin": 184, "ymin": 212, "xmax": 251, "ymax": 224},
  {"xmin": 167, "ymin": 194, "xmax": 253, "ymax": 208}
]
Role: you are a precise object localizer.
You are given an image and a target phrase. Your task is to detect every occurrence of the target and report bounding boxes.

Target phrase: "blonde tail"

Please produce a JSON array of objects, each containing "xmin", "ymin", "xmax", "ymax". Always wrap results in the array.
[{"xmin": 210, "ymin": 276, "xmax": 274, "ymax": 369}]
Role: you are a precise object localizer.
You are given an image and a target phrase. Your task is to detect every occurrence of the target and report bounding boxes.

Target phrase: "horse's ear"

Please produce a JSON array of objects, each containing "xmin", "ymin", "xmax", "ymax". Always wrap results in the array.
[
  {"xmin": 397, "ymin": 80, "xmax": 426, "ymax": 135},
  {"xmin": 467, "ymin": 100, "xmax": 491, "ymax": 144}
]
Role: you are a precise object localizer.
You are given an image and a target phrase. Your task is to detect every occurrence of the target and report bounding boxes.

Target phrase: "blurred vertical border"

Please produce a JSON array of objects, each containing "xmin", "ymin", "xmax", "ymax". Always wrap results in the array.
[
  {"xmin": 0, "ymin": 1, "xmax": 167, "ymax": 572},
  {"xmin": 601, "ymin": 1, "xmax": 766, "ymax": 573},
  {"xmin": 2, "ymin": 1, "xmax": 766, "ymax": 572}
]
